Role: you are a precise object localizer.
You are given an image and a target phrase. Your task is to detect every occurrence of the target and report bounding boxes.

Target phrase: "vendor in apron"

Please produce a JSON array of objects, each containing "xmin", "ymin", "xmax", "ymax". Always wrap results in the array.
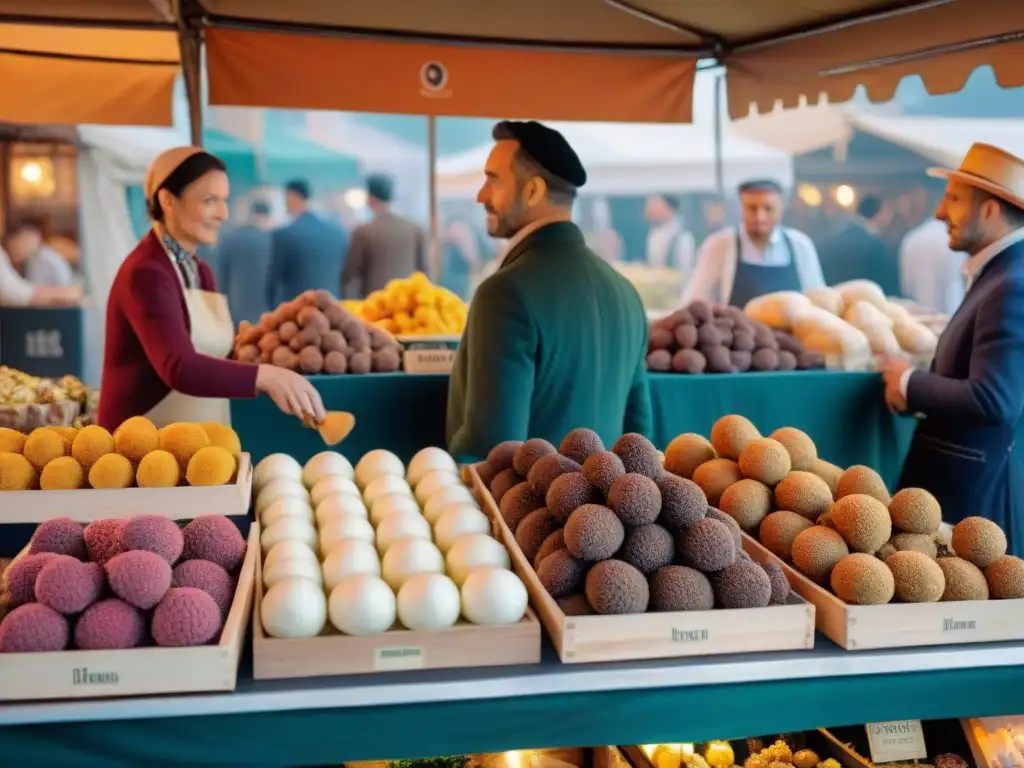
[
  {"xmin": 680, "ymin": 179, "xmax": 827, "ymax": 307},
  {"xmin": 97, "ymin": 146, "xmax": 325, "ymax": 431}
]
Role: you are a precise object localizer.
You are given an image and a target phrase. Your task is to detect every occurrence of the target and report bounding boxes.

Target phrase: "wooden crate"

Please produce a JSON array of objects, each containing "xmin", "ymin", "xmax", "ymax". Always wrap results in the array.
[
  {"xmin": 251, "ymin": 530, "xmax": 542, "ymax": 680},
  {"xmin": 470, "ymin": 465, "xmax": 815, "ymax": 664},
  {"xmin": 2, "ymin": 453, "xmax": 253, "ymax": 523},
  {"xmin": 0, "ymin": 524, "xmax": 257, "ymax": 701},
  {"xmin": 743, "ymin": 533, "xmax": 1024, "ymax": 650}
]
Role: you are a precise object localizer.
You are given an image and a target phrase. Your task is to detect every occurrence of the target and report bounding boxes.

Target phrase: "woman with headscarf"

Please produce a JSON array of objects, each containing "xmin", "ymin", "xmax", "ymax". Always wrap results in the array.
[{"xmin": 97, "ymin": 147, "xmax": 325, "ymax": 430}]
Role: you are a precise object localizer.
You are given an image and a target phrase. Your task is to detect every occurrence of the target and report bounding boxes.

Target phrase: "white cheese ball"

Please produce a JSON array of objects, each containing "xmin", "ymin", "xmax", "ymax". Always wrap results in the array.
[
  {"xmin": 319, "ymin": 516, "xmax": 375, "ymax": 554},
  {"xmin": 264, "ymin": 540, "xmax": 318, "ymax": 572},
  {"xmin": 414, "ymin": 469, "xmax": 462, "ymax": 507},
  {"xmin": 407, "ymin": 447, "xmax": 459, "ymax": 489},
  {"xmin": 370, "ymin": 494, "xmax": 421, "ymax": 527},
  {"xmin": 260, "ymin": 496, "xmax": 314, "ymax": 528},
  {"xmin": 328, "ymin": 574, "xmax": 396, "ymax": 635},
  {"xmin": 434, "ymin": 507, "xmax": 491, "ymax": 552},
  {"xmin": 261, "ymin": 577, "xmax": 327, "ymax": 638},
  {"xmin": 303, "ymin": 451, "xmax": 354, "ymax": 488},
  {"xmin": 363, "ymin": 474, "xmax": 412, "ymax": 508},
  {"xmin": 397, "ymin": 573, "xmax": 461, "ymax": 630},
  {"xmin": 253, "ymin": 453, "xmax": 303, "ymax": 493},
  {"xmin": 315, "ymin": 494, "xmax": 368, "ymax": 527},
  {"xmin": 263, "ymin": 555, "xmax": 323, "ymax": 589},
  {"xmin": 445, "ymin": 533, "xmax": 511, "ymax": 585},
  {"xmin": 375, "ymin": 514, "xmax": 432, "ymax": 554},
  {"xmin": 461, "ymin": 568, "xmax": 528, "ymax": 626},
  {"xmin": 355, "ymin": 450, "xmax": 404, "ymax": 490},
  {"xmin": 321, "ymin": 540, "xmax": 381, "ymax": 591},
  {"xmin": 423, "ymin": 485, "xmax": 477, "ymax": 524},
  {"xmin": 255, "ymin": 478, "xmax": 309, "ymax": 516},
  {"xmin": 310, "ymin": 475, "xmax": 361, "ymax": 508},
  {"xmin": 381, "ymin": 538, "xmax": 445, "ymax": 590},
  {"xmin": 261, "ymin": 517, "xmax": 319, "ymax": 554}
]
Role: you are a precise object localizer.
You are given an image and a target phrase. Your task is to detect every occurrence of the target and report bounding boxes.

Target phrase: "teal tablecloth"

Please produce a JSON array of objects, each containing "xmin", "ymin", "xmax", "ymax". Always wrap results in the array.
[{"xmin": 231, "ymin": 372, "xmax": 915, "ymax": 488}]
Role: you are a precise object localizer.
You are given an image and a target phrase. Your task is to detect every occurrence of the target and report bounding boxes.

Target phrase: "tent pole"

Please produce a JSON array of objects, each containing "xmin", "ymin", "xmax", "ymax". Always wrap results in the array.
[
  {"xmin": 428, "ymin": 115, "xmax": 439, "ymax": 281},
  {"xmin": 177, "ymin": 22, "xmax": 204, "ymax": 146},
  {"xmin": 713, "ymin": 71, "xmax": 725, "ymax": 196}
]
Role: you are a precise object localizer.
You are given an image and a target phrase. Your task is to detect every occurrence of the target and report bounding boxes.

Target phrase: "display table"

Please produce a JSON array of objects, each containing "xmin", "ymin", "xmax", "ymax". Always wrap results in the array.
[
  {"xmin": 2, "ymin": 636, "xmax": 1024, "ymax": 766},
  {"xmin": 233, "ymin": 372, "xmax": 915, "ymax": 485}
]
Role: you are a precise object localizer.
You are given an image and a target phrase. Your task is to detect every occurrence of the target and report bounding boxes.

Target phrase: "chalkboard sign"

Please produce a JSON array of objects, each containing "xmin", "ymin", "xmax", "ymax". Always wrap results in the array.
[{"xmin": 0, "ymin": 306, "xmax": 85, "ymax": 379}]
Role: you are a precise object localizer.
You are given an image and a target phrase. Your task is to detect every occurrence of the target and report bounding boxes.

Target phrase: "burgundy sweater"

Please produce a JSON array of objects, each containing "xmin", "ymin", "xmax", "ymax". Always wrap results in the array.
[{"xmin": 97, "ymin": 231, "xmax": 259, "ymax": 430}]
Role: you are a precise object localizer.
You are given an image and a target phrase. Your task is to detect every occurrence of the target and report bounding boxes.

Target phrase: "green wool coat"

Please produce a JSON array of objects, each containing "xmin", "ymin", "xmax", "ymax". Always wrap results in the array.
[{"xmin": 446, "ymin": 221, "xmax": 653, "ymax": 463}]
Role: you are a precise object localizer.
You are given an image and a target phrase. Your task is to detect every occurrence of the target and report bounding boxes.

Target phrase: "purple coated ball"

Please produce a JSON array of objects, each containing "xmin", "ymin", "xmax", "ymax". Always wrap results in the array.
[
  {"xmin": 74, "ymin": 598, "xmax": 147, "ymax": 650},
  {"xmin": 34, "ymin": 556, "xmax": 104, "ymax": 615},
  {"xmin": 171, "ymin": 559, "xmax": 235, "ymax": 615},
  {"xmin": 0, "ymin": 603, "xmax": 69, "ymax": 653},
  {"xmin": 181, "ymin": 516, "xmax": 246, "ymax": 571},
  {"xmin": 151, "ymin": 587, "xmax": 223, "ymax": 647},
  {"xmin": 83, "ymin": 518, "xmax": 126, "ymax": 564},
  {"xmin": 4, "ymin": 552, "xmax": 59, "ymax": 606},
  {"xmin": 120, "ymin": 515, "xmax": 184, "ymax": 565},
  {"xmin": 28, "ymin": 517, "xmax": 86, "ymax": 559},
  {"xmin": 105, "ymin": 550, "xmax": 172, "ymax": 610}
]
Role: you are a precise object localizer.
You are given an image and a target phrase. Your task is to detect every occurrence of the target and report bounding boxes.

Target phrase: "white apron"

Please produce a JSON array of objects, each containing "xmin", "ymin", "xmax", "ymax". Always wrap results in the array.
[{"xmin": 145, "ymin": 244, "xmax": 235, "ymax": 428}]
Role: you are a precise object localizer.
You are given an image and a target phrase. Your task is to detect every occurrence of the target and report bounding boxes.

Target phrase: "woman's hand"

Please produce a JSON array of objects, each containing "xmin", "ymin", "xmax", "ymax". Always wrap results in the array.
[{"xmin": 256, "ymin": 365, "xmax": 327, "ymax": 424}]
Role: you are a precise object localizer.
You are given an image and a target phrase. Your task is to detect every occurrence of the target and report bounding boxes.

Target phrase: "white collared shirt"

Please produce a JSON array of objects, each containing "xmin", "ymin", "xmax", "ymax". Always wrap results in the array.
[
  {"xmin": 681, "ymin": 225, "xmax": 825, "ymax": 305},
  {"xmin": 499, "ymin": 217, "xmax": 567, "ymax": 261},
  {"xmin": 899, "ymin": 225, "xmax": 1024, "ymax": 406},
  {"xmin": 898, "ymin": 219, "xmax": 965, "ymax": 315},
  {"xmin": 0, "ymin": 244, "xmax": 35, "ymax": 307},
  {"xmin": 646, "ymin": 219, "xmax": 696, "ymax": 271}
]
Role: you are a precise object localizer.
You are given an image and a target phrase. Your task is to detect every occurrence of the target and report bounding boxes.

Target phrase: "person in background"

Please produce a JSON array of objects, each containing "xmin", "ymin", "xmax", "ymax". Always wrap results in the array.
[
  {"xmin": 217, "ymin": 199, "xmax": 274, "ymax": 326},
  {"xmin": 0, "ymin": 242, "xmax": 79, "ymax": 307},
  {"xmin": 821, "ymin": 195, "xmax": 899, "ymax": 294},
  {"xmin": 883, "ymin": 143, "xmax": 1024, "ymax": 555},
  {"xmin": 438, "ymin": 209, "xmax": 481, "ymax": 301},
  {"xmin": 4, "ymin": 220, "xmax": 75, "ymax": 286},
  {"xmin": 683, "ymin": 179, "xmax": 825, "ymax": 307},
  {"xmin": 899, "ymin": 183, "xmax": 966, "ymax": 314},
  {"xmin": 578, "ymin": 197, "xmax": 623, "ymax": 263},
  {"xmin": 266, "ymin": 179, "xmax": 348, "ymax": 308},
  {"xmin": 446, "ymin": 120, "xmax": 651, "ymax": 462},
  {"xmin": 342, "ymin": 174, "xmax": 427, "ymax": 299},
  {"xmin": 644, "ymin": 193, "xmax": 695, "ymax": 272}
]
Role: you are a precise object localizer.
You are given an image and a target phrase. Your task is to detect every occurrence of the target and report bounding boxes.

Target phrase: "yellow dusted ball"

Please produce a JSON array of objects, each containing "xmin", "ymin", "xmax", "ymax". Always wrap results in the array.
[
  {"xmin": 114, "ymin": 416, "xmax": 159, "ymax": 464},
  {"xmin": 136, "ymin": 449, "xmax": 181, "ymax": 488},
  {"xmin": 186, "ymin": 445, "xmax": 237, "ymax": 486},
  {"xmin": 0, "ymin": 452, "xmax": 36, "ymax": 490},
  {"xmin": 40, "ymin": 456, "xmax": 86, "ymax": 490},
  {"xmin": 0, "ymin": 427, "xmax": 26, "ymax": 454},
  {"xmin": 159, "ymin": 422, "xmax": 211, "ymax": 471},
  {"xmin": 23, "ymin": 428, "xmax": 69, "ymax": 472},
  {"xmin": 72, "ymin": 425, "xmax": 115, "ymax": 471},
  {"xmin": 89, "ymin": 453, "xmax": 135, "ymax": 489}
]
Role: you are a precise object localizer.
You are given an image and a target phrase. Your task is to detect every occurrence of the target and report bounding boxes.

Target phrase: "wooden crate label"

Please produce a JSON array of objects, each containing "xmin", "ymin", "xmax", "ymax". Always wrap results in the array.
[
  {"xmin": 72, "ymin": 667, "xmax": 121, "ymax": 686},
  {"xmin": 671, "ymin": 627, "xmax": 710, "ymax": 643},
  {"xmin": 865, "ymin": 720, "xmax": 927, "ymax": 763},
  {"xmin": 402, "ymin": 349, "xmax": 456, "ymax": 374},
  {"xmin": 373, "ymin": 646, "xmax": 426, "ymax": 671},
  {"xmin": 942, "ymin": 616, "xmax": 977, "ymax": 631}
]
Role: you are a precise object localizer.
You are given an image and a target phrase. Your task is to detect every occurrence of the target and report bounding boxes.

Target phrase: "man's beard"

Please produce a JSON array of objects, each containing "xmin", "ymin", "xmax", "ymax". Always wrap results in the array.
[
  {"xmin": 487, "ymin": 199, "xmax": 527, "ymax": 239},
  {"xmin": 946, "ymin": 215, "xmax": 985, "ymax": 254}
]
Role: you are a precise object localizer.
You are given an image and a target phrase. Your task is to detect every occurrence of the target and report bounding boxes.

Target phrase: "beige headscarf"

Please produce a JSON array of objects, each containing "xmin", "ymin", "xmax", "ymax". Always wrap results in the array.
[{"xmin": 144, "ymin": 146, "xmax": 206, "ymax": 202}]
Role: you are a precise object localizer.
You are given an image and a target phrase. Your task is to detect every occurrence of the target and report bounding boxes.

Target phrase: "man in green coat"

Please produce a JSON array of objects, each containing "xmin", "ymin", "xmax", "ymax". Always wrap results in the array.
[{"xmin": 446, "ymin": 120, "xmax": 652, "ymax": 463}]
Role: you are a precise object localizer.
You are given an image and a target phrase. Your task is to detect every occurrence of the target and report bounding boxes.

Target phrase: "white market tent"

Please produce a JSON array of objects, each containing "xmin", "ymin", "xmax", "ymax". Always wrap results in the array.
[
  {"xmin": 435, "ymin": 120, "xmax": 793, "ymax": 199},
  {"xmin": 847, "ymin": 114, "xmax": 1024, "ymax": 168}
]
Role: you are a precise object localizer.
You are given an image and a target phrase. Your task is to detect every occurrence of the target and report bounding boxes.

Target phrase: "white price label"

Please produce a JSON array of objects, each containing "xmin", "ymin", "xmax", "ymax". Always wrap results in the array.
[
  {"xmin": 866, "ymin": 720, "xmax": 927, "ymax": 763},
  {"xmin": 373, "ymin": 646, "xmax": 425, "ymax": 671},
  {"xmin": 24, "ymin": 329, "xmax": 63, "ymax": 358}
]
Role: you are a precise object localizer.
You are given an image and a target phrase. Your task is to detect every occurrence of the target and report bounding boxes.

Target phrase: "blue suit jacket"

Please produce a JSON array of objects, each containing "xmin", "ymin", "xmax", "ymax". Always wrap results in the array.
[
  {"xmin": 217, "ymin": 224, "xmax": 272, "ymax": 326},
  {"xmin": 899, "ymin": 239, "xmax": 1024, "ymax": 553},
  {"xmin": 267, "ymin": 212, "xmax": 348, "ymax": 307}
]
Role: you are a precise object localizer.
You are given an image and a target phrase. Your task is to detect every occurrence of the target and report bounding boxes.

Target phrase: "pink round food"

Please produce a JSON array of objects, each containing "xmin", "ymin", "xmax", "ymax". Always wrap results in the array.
[
  {"xmin": 151, "ymin": 587, "xmax": 223, "ymax": 647},
  {"xmin": 120, "ymin": 515, "xmax": 184, "ymax": 565},
  {"xmin": 29, "ymin": 517, "xmax": 86, "ymax": 559},
  {"xmin": 34, "ymin": 556, "xmax": 104, "ymax": 615},
  {"xmin": 5, "ymin": 552, "xmax": 59, "ymax": 606},
  {"xmin": 171, "ymin": 559, "xmax": 234, "ymax": 615},
  {"xmin": 0, "ymin": 603, "xmax": 69, "ymax": 653},
  {"xmin": 105, "ymin": 550, "xmax": 172, "ymax": 610},
  {"xmin": 74, "ymin": 598, "xmax": 147, "ymax": 650},
  {"xmin": 83, "ymin": 518, "xmax": 126, "ymax": 564},
  {"xmin": 181, "ymin": 516, "xmax": 246, "ymax": 571}
]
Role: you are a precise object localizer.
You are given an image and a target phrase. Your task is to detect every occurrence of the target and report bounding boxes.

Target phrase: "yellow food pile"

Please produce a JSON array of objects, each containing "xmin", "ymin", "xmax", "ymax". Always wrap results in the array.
[
  {"xmin": 0, "ymin": 418, "xmax": 241, "ymax": 492},
  {"xmin": 0, "ymin": 366, "xmax": 88, "ymax": 407},
  {"xmin": 357, "ymin": 272, "xmax": 467, "ymax": 336}
]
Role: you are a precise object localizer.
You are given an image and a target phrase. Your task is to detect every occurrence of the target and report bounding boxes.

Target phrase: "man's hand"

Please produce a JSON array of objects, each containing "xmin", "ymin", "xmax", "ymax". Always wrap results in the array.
[{"xmin": 880, "ymin": 355, "xmax": 912, "ymax": 413}]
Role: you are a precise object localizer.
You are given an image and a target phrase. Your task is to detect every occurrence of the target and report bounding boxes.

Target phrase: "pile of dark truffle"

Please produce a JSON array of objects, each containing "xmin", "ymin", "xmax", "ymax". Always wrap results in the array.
[
  {"xmin": 477, "ymin": 429, "xmax": 792, "ymax": 615},
  {"xmin": 646, "ymin": 300, "xmax": 824, "ymax": 374},
  {"xmin": 232, "ymin": 289, "xmax": 403, "ymax": 375},
  {"xmin": 0, "ymin": 514, "xmax": 246, "ymax": 653}
]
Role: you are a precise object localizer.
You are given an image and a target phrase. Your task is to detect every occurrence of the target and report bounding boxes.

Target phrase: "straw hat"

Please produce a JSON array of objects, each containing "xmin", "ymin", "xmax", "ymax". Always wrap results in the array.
[
  {"xmin": 928, "ymin": 142, "xmax": 1024, "ymax": 210},
  {"xmin": 144, "ymin": 146, "xmax": 205, "ymax": 200}
]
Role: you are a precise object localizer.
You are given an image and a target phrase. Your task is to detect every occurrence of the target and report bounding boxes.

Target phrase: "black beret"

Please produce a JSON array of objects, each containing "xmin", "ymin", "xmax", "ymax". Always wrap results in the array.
[
  {"xmin": 500, "ymin": 120, "xmax": 586, "ymax": 188},
  {"xmin": 366, "ymin": 173, "xmax": 395, "ymax": 203}
]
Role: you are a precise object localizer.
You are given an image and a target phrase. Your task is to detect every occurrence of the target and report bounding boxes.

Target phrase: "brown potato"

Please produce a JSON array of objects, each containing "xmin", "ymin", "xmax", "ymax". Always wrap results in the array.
[
  {"xmin": 348, "ymin": 350, "xmax": 372, "ymax": 374},
  {"xmin": 324, "ymin": 350, "xmax": 347, "ymax": 374},
  {"xmin": 298, "ymin": 345, "xmax": 324, "ymax": 374},
  {"xmin": 271, "ymin": 346, "xmax": 298, "ymax": 370},
  {"xmin": 235, "ymin": 344, "xmax": 259, "ymax": 362},
  {"xmin": 278, "ymin": 321, "xmax": 299, "ymax": 343},
  {"xmin": 323, "ymin": 304, "xmax": 348, "ymax": 330},
  {"xmin": 321, "ymin": 330, "xmax": 348, "ymax": 353},
  {"xmin": 257, "ymin": 332, "xmax": 280, "ymax": 353},
  {"xmin": 297, "ymin": 307, "xmax": 331, "ymax": 334},
  {"xmin": 289, "ymin": 326, "xmax": 320, "ymax": 352},
  {"xmin": 371, "ymin": 349, "xmax": 401, "ymax": 372}
]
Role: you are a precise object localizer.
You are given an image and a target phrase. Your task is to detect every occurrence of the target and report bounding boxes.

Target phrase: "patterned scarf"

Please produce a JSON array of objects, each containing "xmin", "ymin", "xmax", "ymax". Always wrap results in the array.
[{"xmin": 161, "ymin": 229, "xmax": 201, "ymax": 289}]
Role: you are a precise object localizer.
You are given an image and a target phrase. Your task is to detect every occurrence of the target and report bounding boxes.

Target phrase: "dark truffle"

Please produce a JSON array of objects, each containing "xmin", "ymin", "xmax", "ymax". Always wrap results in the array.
[
  {"xmin": 557, "ymin": 594, "xmax": 594, "ymax": 616},
  {"xmin": 585, "ymin": 560, "xmax": 649, "ymax": 614},
  {"xmin": 656, "ymin": 473, "xmax": 708, "ymax": 532},
  {"xmin": 564, "ymin": 504, "xmax": 625, "ymax": 561},
  {"xmin": 489, "ymin": 467, "xmax": 522, "ymax": 505},
  {"xmin": 732, "ymin": 331, "xmax": 756, "ymax": 352},
  {"xmin": 559, "ymin": 428, "xmax": 605, "ymax": 465},
  {"xmin": 582, "ymin": 451, "xmax": 625, "ymax": 496},
  {"xmin": 512, "ymin": 438, "xmax": 558, "ymax": 476},
  {"xmin": 515, "ymin": 508, "xmax": 561, "ymax": 564},
  {"xmin": 712, "ymin": 559, "xmax": 772, "ymax": 608},
  {"xmin": 704, "ymin": 346, "xmax": 735, "ymax": 373},
  {"xmin": 534, "ymin": 529, "xmax": 566, "ymax": 568},
  {"xmin": 751, "ymin": 348, "xmax": 779, "ymax": 371},
  {"xmin": 649, "ymin": 565, "xmax": 714, "ymax": 612},
  {"xmin": 760, "ymin": 561, "xmax": 791, "ymax": 604},
  {"xmin": 537, "ymin": 549, "xmax": 588, "ymax": 598},
  {"xmin": 678, "ymin": 517, "xmax": 736, "ymax": 573},
  {"xmin": 649, "ymin": 327, "xmax": 675, "ymax": 350},
  {"xmin": 607, "ymin": 473, "xmax": 661, "ymax": 526},
  {"xmin": 499, "ymin": 482, "xmax": 543, "ymax": 532},
  {"xmin": 707, "ymin": 507, "xmax": 744, "ymax": 550},
  {"xmin": 753, "ymin": 323, "xmax": 780, "ymax": 351},
  {"xmin": 476, "ymin": 461, "xmax": 497, "ymax": 491},
  {"xmin": 620, "ymin": 524, "xmax": 674, "ymax": 575},
  {"xmin": 697, "ymin": 324, "xmax": 723, "ymax": 348},
  {"xmin": 672, "ymin": 349, "xmax": 706, "ymax": 374},
  {"xmin": 688, "ymin": 300, "xmax": 713, "ymax": 324},
  {"xmin": 526, "ymin": 454, "xmax": 581, "ymax": 497},
  {"xmin": 646, "ymin": 350, "xmax": 672, "ymax": 372},
  {"xmin": 673, "ymin": 324, "xmax": 698, "ymax": 349},
  {"xmin": 487, "ymin": 441, "xmax": 523, "ymax": 472},
  {"xmin": 730, "ymin": 350, "xmax": 752, "ymax": 372},
  {"xmin": 611, "ymin": 433, "xmax": 662, "ymax": 480},
  {"xmin": 777, "ymin": 350, "xmax": 798, "ymax": 371},
  {"xmin": 546, "ymin": 472, "xmax": 599, "ymax": 523}
]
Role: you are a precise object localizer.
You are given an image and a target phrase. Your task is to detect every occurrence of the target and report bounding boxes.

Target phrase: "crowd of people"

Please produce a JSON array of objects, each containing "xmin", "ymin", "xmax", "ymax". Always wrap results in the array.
[{"xmin": 0, "ymin": 219, "xmax": 82, "ymax": 307}]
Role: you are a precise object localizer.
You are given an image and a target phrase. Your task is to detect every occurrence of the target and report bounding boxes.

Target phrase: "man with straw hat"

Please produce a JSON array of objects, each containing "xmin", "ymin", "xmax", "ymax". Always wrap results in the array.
[{"xmin": 882, "ymin": 142, "xmax": 1024, "ymax": 554}]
